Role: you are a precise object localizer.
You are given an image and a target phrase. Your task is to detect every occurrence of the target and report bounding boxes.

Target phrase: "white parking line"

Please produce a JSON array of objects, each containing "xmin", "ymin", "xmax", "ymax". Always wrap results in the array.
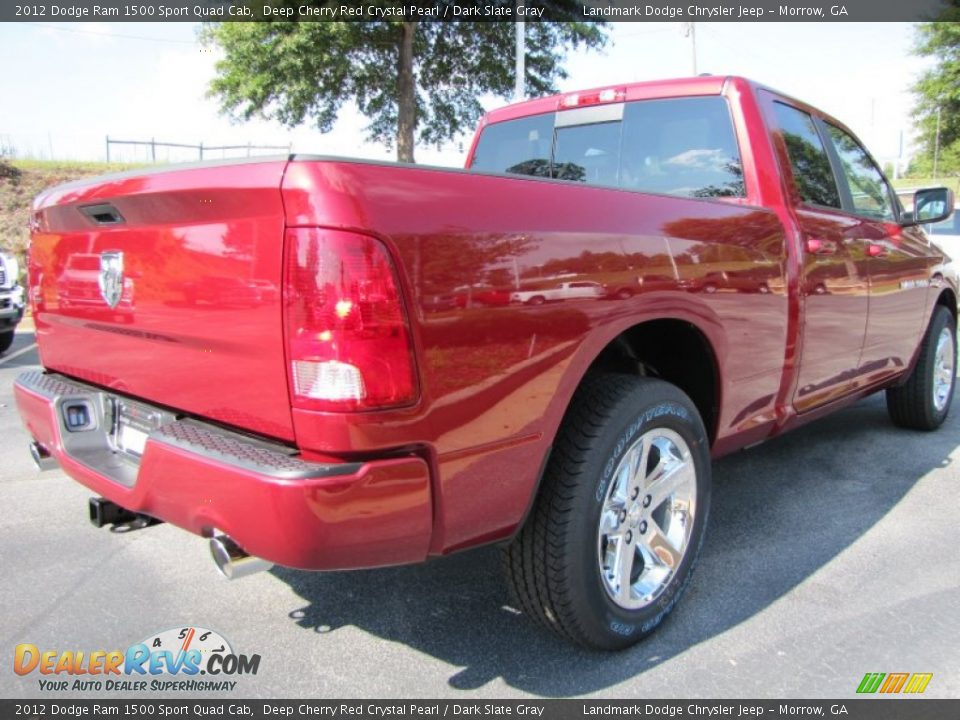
[{"xmin": 0, "ymin": 342, "xmax": 38, "ymax": 366}]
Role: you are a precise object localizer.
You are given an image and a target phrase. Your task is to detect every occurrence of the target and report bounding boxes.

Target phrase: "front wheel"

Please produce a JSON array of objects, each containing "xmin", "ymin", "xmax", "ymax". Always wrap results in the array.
[
  {"xmin": 886, "ymin": 305, "xmax": 956, "ymax": 430},
  {"xmin": 0, "ymin": 331, "xmax": 13, "ymax": 354},
  {"xmin": 502, "ymin": 374, "xmax": 711, "ymax": 650}
]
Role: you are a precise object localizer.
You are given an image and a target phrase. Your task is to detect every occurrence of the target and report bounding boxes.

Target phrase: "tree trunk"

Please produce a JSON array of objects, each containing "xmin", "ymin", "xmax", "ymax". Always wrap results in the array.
[{"xmin": 397, "ymin": 21, "xmax": 417, "ymax": 163}]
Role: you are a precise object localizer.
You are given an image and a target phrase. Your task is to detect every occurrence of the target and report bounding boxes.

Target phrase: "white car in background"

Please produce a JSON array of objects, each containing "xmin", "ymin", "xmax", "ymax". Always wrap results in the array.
[
  {"xmin": 0, "ymin": 251, "xmax": 25, "ymax": 354},
  {"xmin": 510, "ymin": 280, "xmax": 604, "ymax": 305},
  {"xmin": 926, "ymin": 210, "xmax": 960, "ymax": 264}
]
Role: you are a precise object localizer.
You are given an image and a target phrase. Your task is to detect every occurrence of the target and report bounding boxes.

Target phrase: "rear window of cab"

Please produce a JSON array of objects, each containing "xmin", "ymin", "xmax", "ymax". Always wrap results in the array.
[{"xmin": 470, "ymin": 96, "xmax": 744, "ymax": 199}]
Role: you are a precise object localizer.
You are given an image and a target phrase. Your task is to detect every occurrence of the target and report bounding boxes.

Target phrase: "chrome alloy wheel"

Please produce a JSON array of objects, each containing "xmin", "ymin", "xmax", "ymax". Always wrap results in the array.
[
  {"xmin": 597, "ymin": 428, "xmax": 697, "ymax": 610},
  {"xmin": 933, "ymin": 326, "xmax": 956, "ymax": 412}
]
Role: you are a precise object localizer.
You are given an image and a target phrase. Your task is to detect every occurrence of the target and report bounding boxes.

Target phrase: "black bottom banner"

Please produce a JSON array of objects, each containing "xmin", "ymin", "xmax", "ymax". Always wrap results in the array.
[{"xmin": 4, "ymin": 700, "xmax": 960, "ymax": 720}]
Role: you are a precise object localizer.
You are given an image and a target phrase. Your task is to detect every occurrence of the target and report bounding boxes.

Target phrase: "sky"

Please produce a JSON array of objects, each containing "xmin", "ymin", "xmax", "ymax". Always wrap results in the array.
[{"xmin": 0, "ymin": 21, "xmax": 932, "ymax": 171}]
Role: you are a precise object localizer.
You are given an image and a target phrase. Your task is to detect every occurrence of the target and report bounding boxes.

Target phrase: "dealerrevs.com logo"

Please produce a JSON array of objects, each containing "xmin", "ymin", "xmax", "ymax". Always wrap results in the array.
[{"xmin": 14, "ymin": 627, "xmax": 261, "ymax": 693}]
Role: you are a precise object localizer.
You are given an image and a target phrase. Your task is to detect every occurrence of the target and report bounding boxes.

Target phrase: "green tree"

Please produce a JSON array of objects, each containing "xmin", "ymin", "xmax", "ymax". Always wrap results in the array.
[
  {"xmin": 911, "ymin": 9, "xmax": 960, "ymax": 177},
  {"xmin": 203, "ymin": 8, "xmax": 606, "ymax": 163}
]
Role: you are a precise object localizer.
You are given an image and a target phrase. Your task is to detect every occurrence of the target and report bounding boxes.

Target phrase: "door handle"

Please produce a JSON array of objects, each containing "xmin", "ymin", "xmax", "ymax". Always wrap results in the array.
[{"xmin": 806, "ymin": 238, "xmax": 836, "ymax": 255}]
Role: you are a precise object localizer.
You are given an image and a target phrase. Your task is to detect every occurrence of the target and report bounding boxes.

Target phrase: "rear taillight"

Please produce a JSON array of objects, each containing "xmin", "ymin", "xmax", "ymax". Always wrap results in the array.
[{"xmin": 284, "ymin": 228, "xmax": 416, "ymax": 412}]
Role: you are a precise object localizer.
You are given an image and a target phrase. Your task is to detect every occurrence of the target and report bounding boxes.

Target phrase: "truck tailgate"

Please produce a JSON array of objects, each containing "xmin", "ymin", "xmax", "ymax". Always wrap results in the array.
[{"xmin": 29, "ymin": 159, "xmax": 294, "ymax": 441}]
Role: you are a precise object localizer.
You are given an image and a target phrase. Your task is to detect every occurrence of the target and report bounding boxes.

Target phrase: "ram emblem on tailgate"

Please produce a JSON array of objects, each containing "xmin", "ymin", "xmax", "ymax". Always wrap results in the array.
[{"xmin": 98, "ymin": 251, "xmax": 124, "ymax": 309}]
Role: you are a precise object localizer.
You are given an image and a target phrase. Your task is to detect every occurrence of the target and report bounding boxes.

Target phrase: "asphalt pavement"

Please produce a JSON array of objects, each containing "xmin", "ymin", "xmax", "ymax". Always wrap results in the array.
[{"xmin": 1, "ymin": 329, "xmax": 957, "ymax": 699}]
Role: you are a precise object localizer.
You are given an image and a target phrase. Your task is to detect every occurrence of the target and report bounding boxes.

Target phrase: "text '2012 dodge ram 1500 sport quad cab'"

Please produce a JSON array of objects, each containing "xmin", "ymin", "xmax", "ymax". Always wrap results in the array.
[{"xmin": 15, "ymin": 76, "xmax": 957, "ymax": 650}]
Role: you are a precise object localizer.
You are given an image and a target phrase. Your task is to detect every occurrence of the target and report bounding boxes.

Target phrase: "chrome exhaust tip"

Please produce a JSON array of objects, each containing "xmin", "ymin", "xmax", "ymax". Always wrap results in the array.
[
  {"xmin": 30, "ymin": 441, "xmax": 57, "ymax": 471},
  {"xmin": 209, "ymin": 534, "xmax": 273, "ymax": 580}
]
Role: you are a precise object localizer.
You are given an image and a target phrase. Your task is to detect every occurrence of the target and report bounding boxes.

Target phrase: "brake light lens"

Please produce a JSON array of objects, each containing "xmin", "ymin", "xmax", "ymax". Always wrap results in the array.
[
  {"xmin": 559, "ymin": 87, "xmax": 626, "ymax": 109},
  {"xmin": 284, "ymin": 228, "xmax": 416, "ymax": 411}
]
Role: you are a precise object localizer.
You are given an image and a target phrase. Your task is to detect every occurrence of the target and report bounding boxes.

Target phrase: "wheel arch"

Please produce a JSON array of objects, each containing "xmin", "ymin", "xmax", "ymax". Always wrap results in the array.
[
  {"xmin": 581, "ymin": 318, "xmax": 722, "ymax": 445},
  {"xmin": 935, "ymin": 286, "xmax": 957, "ymax": 324},
  {"xmin": 507, "ymin": 314, "xmax": 724, "ymax": 544}
]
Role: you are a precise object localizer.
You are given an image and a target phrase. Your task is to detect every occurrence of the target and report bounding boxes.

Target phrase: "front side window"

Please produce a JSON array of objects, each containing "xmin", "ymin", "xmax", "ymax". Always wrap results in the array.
[
  {"xmin": 770, "ymin": 102, "xmax": 841, "ymax": 209},
  {"xmin": 470, "ymin": 95, "xmax": 745, "ymax": 199},
  {"xmin": 824, "ymin": 124, "xmax": 896, "ymax": 222}
]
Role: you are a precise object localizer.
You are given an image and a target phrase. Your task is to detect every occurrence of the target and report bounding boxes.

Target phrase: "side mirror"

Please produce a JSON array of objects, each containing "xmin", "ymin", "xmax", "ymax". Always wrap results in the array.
[{"xmin": 903, "ymin": 187, "xmax": 955, "ymax": 227}]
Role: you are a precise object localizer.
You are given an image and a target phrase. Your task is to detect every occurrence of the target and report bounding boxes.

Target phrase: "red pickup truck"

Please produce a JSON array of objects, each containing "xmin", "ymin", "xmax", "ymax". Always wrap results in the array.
[{"xmin": 15, "ymin": 76, "xmax": 957, "ymax": 650}]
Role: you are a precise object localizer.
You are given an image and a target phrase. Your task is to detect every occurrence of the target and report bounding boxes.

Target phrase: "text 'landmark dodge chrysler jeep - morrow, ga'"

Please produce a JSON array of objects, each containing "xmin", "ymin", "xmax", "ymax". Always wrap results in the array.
[{"xmin": 14, "ymin": 76, "xmax": 957, "ymax": 649}]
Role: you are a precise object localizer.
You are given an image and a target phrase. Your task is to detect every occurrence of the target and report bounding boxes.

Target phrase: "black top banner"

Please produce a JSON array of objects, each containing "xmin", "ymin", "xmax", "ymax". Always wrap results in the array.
[{"xmin": 0, "ymin": 0, "xmax": 954, "ymax": 23}]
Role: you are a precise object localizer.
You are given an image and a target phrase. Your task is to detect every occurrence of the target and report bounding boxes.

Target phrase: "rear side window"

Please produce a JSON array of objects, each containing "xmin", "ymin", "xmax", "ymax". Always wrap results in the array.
[
  {"xmin": 619, "ymin": 96, "xmax": 743, "ymax": 198},
  {"xmin": 770, "ymin": 102, "xmax": 841, "ymax": 209},
  {"xmin": 471, "ymin": 96, "xmax": 745, "ymax": 199},
  {"xmin": 470, "ymin": 113, "xmax": 554, "ymax": 178},
  {"xmin": 823, "ymin": 123, "xmax": 896, "ymax": 222}
]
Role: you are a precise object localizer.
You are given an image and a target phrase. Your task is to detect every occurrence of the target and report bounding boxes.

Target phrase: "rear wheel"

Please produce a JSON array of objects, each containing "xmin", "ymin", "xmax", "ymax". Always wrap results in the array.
[
  {"xmin": 0, "ymin": 331, "xmax": 13, "ymax": 354},
  {"xmin": 886, "ymin": 305, "xmax": 956, "ymax": 430},
  {"xmin": 528, "ymin": 295, "xmax": 546, "ymax": 306},
  {"xmin": 502, "ymin": 374, "xmax": 711, "ymax": 650}
]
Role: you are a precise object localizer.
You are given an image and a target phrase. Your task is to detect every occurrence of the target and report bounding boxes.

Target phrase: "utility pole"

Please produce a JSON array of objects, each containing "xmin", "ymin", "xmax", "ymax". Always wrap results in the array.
[
  {"xmin": 683, "ymin": 23, "xmax": 697, "ymax": 75},
  {"xmin": 895, "ymin": 129, "xmax": 903, "ymax": 180},
  {"xmin": 933, "ymin": 106, "xmax": 942, "ymax": 179},
  {"xmin": 514, "ymin": 11, "xmax": 525, "ymax": 101}
]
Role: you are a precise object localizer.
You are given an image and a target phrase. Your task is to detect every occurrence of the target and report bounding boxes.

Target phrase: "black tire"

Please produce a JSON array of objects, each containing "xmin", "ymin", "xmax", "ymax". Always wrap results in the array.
[
  {"xmin": 886, "ymin": 305, "xmax": 956, "ymax": 430},
  {"xmin": 528, "ymin": 295, "xmax": 546, "ymax": 306},
  {"xmin": 502, "ymin": 374, "xmax": 711, "ymax": 650},
  {"xmin": 0, "ymin": 331, "xmax": 13, "ymax": 355}
]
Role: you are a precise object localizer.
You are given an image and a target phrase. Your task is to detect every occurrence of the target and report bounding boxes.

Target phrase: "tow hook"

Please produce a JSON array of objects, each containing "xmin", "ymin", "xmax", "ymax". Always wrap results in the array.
[{"xmin": 88, "ymin": 497, "xmax": 160, "ymax": 532}]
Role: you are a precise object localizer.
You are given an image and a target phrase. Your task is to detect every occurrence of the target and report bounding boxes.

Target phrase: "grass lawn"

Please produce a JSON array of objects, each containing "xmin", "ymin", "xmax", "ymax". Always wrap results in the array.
[
  {"xmin": 1, "ymin": 159, "xmax": 152, "ymax": 264},
  {"xmin": 9, "ymin": 158, "xmax": 147, "ymax": 174},
  {"xmin": 892, "ymin": 176, "xmax": 960, "ymax": 193}
]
